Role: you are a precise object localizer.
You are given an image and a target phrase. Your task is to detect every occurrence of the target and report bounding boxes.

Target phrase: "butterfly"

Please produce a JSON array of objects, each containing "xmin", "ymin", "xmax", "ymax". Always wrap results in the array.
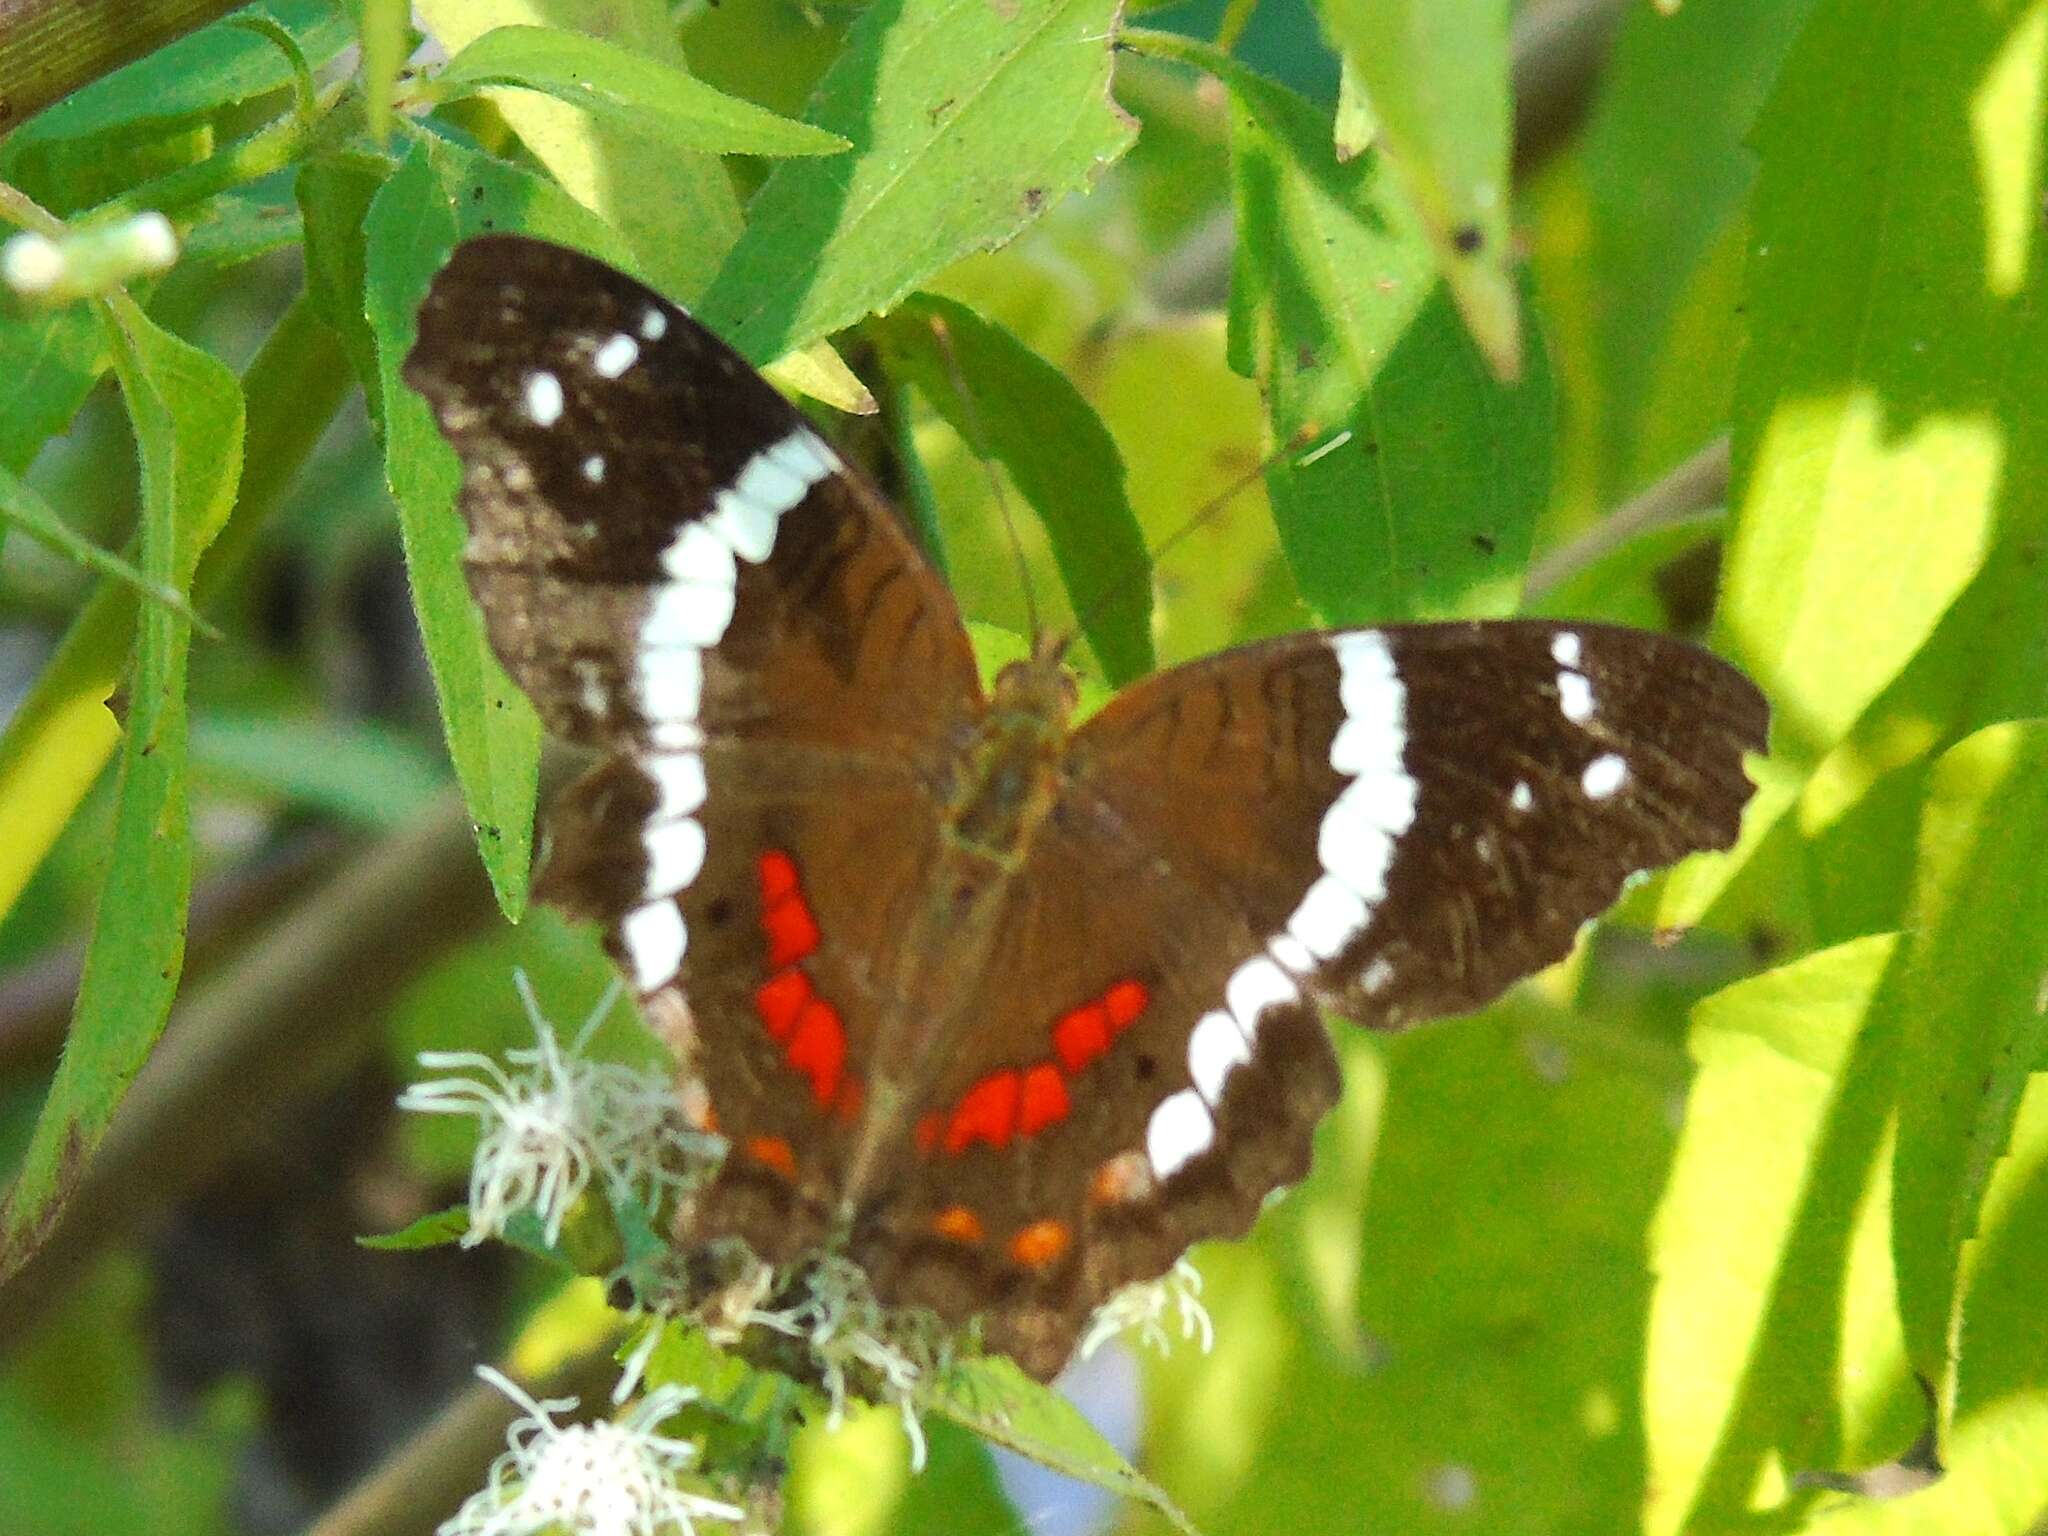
[{"xmin": 403, "ymin": 234, "xmax": 1768, "ymax": 1381}]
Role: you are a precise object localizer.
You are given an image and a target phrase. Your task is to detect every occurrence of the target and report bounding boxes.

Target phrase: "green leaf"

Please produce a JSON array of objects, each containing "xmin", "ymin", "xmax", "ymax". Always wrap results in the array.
[
  {"xmin": 921, "ymin": 1356, "xmax": 1203, "ymax": 1536},
  {"xmin": 1715, "ymin": 0, "xmax": 2035, "ymax": 765},
  {"xmin": 1887, "ymin": 721, "xmax": 2048, "ymax": 1417},
  {"xmin": 416, "ymin": 0, "xmax": 743, "ymax": 304},
  {"xmin": 362, "ymin": 137, "xmax": 548, "ymax": 922},
  {"xmin": 1148, "ymin": 36, "xmax": 1549, "ymax": 622},
  {"xmin": 872, "ymin": 294, "xmax": 1153, "ymax": 683},
  {"xmin": 179, "ymin": 190, "xmax": 306, "ymax": 271},
  {"xmin": 0, "ymin": 307, "xmax": 108, "ymax": 473},
  {"xmin": 697, "ymin": 0, "xmax": 1138, "ymax": 365},
  {"xmin": 299, "ymin": 151, "xmax": 401, "ymax": 417},
  {"xmin": 358, "ymin": 1205, "xmax": 473, "ymax": 1250},
  {"xmin": 433, "ymin": 25, "xmax": 850, "ymax": 158},
  {"xmin": 0, "ymin": 463, "xmax": 213, "ymax": 631},
  {"xmin": 1312, "ymin": 0, "xmax": 1519, "ymax": 378},
  {"xmin": 0, "ymin": 301, "xmax": 243, "ymax": 1287},
  {"xmin": 1643, "ymin": 934, "xmax": 1917, "ymax": 1536},
  {"xmin": 189, "ymin": 713, "xmax": 449, "ymax": 826},
  {"xmin": 1569, "ymin": 0, "xmax": 1819, "ymax": 500}
]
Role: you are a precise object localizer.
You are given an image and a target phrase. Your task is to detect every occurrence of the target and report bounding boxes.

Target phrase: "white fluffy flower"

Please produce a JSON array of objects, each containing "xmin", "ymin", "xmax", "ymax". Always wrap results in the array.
[
  {"xmin": 1077, "ymin": 1258, "xmax": 1214, "ymax": 1361},
  {"xmin": 398, "ymin": 974, "xmax": 705, "ymax": 1248},
  {"xmin": 440, "ymin": 1367, "xmax": 742, "ymax": 1536},
  {"xmin": 745, "ymin": 1255, "xmax": 939, "ymax": 1471}
]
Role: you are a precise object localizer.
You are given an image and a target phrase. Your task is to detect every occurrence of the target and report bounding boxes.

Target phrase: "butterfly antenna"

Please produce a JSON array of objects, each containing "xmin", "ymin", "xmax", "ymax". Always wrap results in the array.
[
  {"xmin": 1047, "ymin": 422, "xmax": 1336, "ymax": 666},
  {"xmin": 926, "ymin": 311, "xmax": 1043, "ymax": 646}
]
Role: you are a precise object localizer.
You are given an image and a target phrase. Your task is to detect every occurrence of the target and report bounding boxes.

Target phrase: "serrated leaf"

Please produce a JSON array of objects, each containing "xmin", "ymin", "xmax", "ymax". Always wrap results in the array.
[
  {"xmin": 921, "ymin": 1357, "xmax": 1203, "ymax": 1536},
  {"xmin": 1715, "ymin": 0, "xmax": 2032, "ymax": 764},
  {"xmin": 358, "ymin": 1205, "xmax": 473, "ymax": 1250},
  {"xmin": 363, "ymin": 139, "xmax": 543, "ymax": 922},
  {"xmin": 1150, "ymin": 36, "xmax": 1548, "ymax": 622},
  {"xmin": 1887, "ymin": 721, "xmax": 2048, "ymax": 1419},
  {"xmin": 0, "ymin": 302, "xmax": 243, "ymax": 1287},
  {"xmin": 1644, "ymin": 934, "xmax": 1916, "ymax": 1536},
  {"xmin": 434, "ymin": 25, "xmax": 849, "ymax": 158},
  {"xmin": 872, "ymin": 294, "xmax": 1153, "ymax": 683},
  {"xmin": 697, "ymin": 0, "xmax": 1138, "ymax": 366},
  {"xmin": 1313, "ymin": 0, "xmax": 1519, "ymax": 377}
]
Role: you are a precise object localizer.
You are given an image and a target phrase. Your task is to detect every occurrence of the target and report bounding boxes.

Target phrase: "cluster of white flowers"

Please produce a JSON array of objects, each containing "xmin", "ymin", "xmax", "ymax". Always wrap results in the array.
[
  {"xmin": 746, "ymin": 1255, "xmax": 943, "ymax": 1472},
  {"xmin": 441, "ymin": 1367, "xmax": 743, "ymax": 1536},
  {"xmin": 397, "ymin": 974, "xmax": 716, "ymax": 1250},
  {"xmin": 1077, "ymin": 1258, "xmax": 1214, "ymax": 1362}
]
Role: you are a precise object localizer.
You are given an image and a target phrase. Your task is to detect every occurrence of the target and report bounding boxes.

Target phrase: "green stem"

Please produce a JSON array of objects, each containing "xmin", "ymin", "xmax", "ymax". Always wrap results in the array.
[
  {"xmin": 0, "ymin": 0, "xmax": 246, "ymax": 133},
  {"xmin": 0, "ymin": 293, "xmax": 355, "ymax": 925}
]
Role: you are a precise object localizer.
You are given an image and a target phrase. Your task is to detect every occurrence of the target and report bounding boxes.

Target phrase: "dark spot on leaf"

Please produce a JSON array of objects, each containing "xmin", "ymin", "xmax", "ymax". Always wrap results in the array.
[
  {"xmin": 472, "ymin": 185, "xmax": 486, "ymax": 202},
  {"xmin": 1022, "ymin": 185, "xmax": 1046, "ymax": 214},
  {"xmin": 928, "ymin": 97, "xmax": 956, "ymax": 125},
  {"xmin": 1295, "ymin": 344, "xmax": 1316, "ymax": 371},
  {"xmin": 1471, "ymin": 532, "xmax": 1497, "ymax": 556},
  {"xmin": 1452, "ymin": 224, "xmax": 1483, "ymax": 254},
  {"xmin": 606, "ymin": 1276, "xmax": 635, "ymax": 1309}
]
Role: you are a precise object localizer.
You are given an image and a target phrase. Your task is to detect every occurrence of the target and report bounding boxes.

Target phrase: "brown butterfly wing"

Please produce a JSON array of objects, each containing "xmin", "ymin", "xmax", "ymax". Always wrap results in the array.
[{"xmin": 849, "ymin": 622, "xmax": 1764, "ymax": 1376}]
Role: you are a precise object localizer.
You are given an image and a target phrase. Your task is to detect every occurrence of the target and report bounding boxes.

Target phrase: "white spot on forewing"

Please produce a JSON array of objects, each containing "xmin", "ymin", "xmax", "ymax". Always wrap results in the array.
[
  {"xmin": 705, "ymin": 487, "xmax": 779, "ymax": 563},
  {"xmin": 639, "ymin": 307, "xmax": 668, "ymax": 341},
  {"xmin": 1582, "ymin": 752, "xmax": 1629, "ymax": 799},
  {"xmin": 768, "ymin": 429, "xmax": 842, "ymax": 481},
  {"xmin": 702, "ymin": 428, "xmax": 838, "ymax": 562},
  {"xmin": 1268, "ymin": 932, "xmax": 1315, "ymax": 976},
  {"xmin": 637, "ymin": 645, "xmax": 702, "ymax": 731},
  {"xmin": 642, "ymin": 752, "xmax": 706, "ymax": 822},
  {"xmin": 641, "ymin": 816, "xmax": 707, "ymax": 900},
  {"xmin": 660, "ymin": 522, "xmax": 738, "ymax": 590},
  {"xmin": 1225, "ymin": 956, "xmax": 1298, "ymax": 1040},
  {"xmin": 1558, "ymin": 670, "xmax": 1596, "ymax": 724},
  {"xmin": 1288, "ymin": 875, "xmax": 1368, "ymax": 961},
  {"xmin": 1550, "ymin": 631, "xmax": 1582, "ymax": 669},
  {"xmin": 1187, "ymin": 1011, "xmax": 1252, "ymax": 1104},
  {"xmin": 733, "ymin": 450, "xmax": 809, "ymax": 521},
  {"xmin": 1317, "ymin": 788, "xmax": 1400, "ymax": 904},
  {"xmin": 620, "ymin": 899, "xmax": 686, "ymax": 991},
  {"xmin": 593, "ymin": 332, "xmax": 639, "ymax": 378},
  {"xmin": 643, "ymin": 579, "xmax": 736, "ymax": 650},
  {"xmin": 582, "ymin": 454, "xmax": 606, "ymax": 483},
  {"xmin": 1146, "ymin": 1090, "xmax": 1214, "ymax": 1179},
  {"xmin": 1511, "ymin": 780, "xmax": 1534, "ymax": 813},
  {"xmin": 1331, "ymin": 630, "xmax": 1400, "ymax": 724},
  {"xmin": 523, "ymin": 370, "xmax": 563, "ymax": 426},
  {"xmin": 1361, "ymin": 956, "xmax": 1395, "ymax": 995}
]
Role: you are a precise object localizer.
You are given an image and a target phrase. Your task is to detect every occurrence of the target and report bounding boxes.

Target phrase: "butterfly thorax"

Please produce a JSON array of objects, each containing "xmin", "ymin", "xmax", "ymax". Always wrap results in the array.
[{"xmin": 946, "ymin": 658, "xmax": 1078, "ymax": 866}]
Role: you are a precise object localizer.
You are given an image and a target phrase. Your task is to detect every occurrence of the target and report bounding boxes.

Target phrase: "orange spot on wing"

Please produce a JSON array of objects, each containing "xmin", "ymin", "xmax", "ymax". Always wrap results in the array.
[
  {"xmin": 1089, "ymin": 1152, "xmax": 1152, "ymax": 1207},
  {"xmin": 931, "ymin": 1205, "xmax": 985, "ymax": 1244},
  {"xmin": 761, "ymin": 894, "xmax": 821, "ymax": 970},
  {"xmin": 1018, "ymin": 1062, "xmax": 1069, "ymax": 1136},
  {"xmin": 916, "ymin": 1112, "xmax": 944, "ymax": 1156},
  {"xmin": 944, "ymin": 1069, "xmax": 1022, "ymax": 1154},
  {"xmin": 745, "ymin": 1136, "xmax": 797, "ymax": 1179},
  {"xmin": 786, "ymin": 998, "xmax": 846, "ymax": 1106},
  {"xmin": 754, "ymin": 967, "xmax": 811, "ymax": 1042},
  {"xmin": 1105, "ymin": 979, "xmax": 1149, "ymax": 1030},
  {"xmin": 1052, "ymin": 1002, "xmax": 1111, "ymax": 1075},
  {"xmin": 1008, "ymin": 1219, "xmax": 1071, "ymax": 1269},
  {"xmin": 758, "ymin": 849, "xmax": 799, "ymax": 905}
]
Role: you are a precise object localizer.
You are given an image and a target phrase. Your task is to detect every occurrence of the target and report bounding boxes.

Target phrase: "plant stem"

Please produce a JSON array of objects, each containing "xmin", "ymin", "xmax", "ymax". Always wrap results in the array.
[
  {"xmin": 0, "ymin": 0, "xmax": 246, "ymax": 132},
  {"xmin": 1524, "ymin": 436, "xmax": 1731, "ymax": 602},
  {"xmin": 0, "ymin": 293, "xmax": 354, "ymax": 926}
]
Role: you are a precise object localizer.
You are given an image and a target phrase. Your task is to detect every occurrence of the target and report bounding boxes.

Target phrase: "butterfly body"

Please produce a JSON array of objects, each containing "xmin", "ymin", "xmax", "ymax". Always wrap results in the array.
[{"xmin": 404, "ymin": 234, "xmax": 1770, "ymax": 1379}]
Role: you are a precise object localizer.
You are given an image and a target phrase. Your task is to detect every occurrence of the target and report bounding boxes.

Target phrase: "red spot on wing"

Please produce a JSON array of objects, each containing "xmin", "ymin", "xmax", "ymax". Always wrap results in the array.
[
  {"xmin": 787, "ymin": 998, "xmax": 846, "ymax": 1107},
  {"xmin": 758, "ymin": 850, "xmax": 800, "ymax": 905},
  {"xmin": 746, "ymin": 1136, "xmax": 797, "ymax": 1179},
  {"xmin": 1018, "ymin": 1062, "xmax": 1069, "ymax": 1135},
  {"xmin": 945, "ymin": 1070, "xmax": 1022, "ymax": 1154},
  {"xmin": 1105, "ymin": 979, "xmax": 1149, "ymax": 1030},
  {"xmin": 1052, "ymin": 1002, "xmax": 1112, "ymax": 1074},
  {"xmin": 761, "ymin": 896, "xmax": 821, "ymax": 971},
  {"xmin": 754, "ymin": 967, "xmax": 811, "ymax": 1042}
]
